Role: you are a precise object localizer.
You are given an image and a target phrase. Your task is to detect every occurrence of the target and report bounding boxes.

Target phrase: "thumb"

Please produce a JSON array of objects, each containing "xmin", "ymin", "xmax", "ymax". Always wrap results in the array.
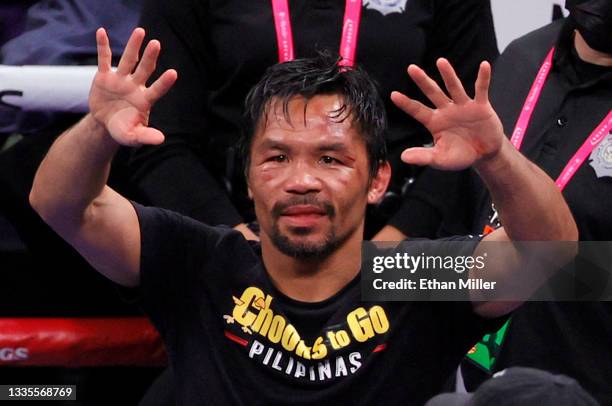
[
  {"xmin": 132, "ymin": 126, "xmax": 165, "ymax": 145},
  {"xmin": 401, "ymin": 147, "xmax": 435, "ymax": 166}
]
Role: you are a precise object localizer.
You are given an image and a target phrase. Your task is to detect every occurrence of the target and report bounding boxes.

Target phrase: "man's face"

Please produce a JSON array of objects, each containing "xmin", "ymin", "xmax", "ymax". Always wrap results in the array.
[{"xmin": 247, "ymin": 94, "xmax": 389, "ymax": 259}]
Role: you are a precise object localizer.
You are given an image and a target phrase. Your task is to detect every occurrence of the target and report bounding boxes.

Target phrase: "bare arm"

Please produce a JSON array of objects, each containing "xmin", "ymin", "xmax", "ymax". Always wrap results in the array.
[
  {"xmin": 393, "ymin": 59, "xmax": 578, "ymax": 317},
  {"xmin": 29, "ymin": 28, "xmax": 177, "ymax": 287},
  {"xmin": 372, "ymin": 225, "xmax": 407, "ymax": 241}
]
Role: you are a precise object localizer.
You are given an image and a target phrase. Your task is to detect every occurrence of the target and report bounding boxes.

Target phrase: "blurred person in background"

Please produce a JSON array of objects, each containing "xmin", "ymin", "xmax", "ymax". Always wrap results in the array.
[{"xmin": 404, "ymin": 1, "xmax": 611, "ymax": 403}]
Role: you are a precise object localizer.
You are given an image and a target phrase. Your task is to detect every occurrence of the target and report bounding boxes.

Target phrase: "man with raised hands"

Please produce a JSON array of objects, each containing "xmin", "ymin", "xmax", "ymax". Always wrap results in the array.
[{"xmin": 29, "ymin": 28, "xmax": 576, "ymax": 405}]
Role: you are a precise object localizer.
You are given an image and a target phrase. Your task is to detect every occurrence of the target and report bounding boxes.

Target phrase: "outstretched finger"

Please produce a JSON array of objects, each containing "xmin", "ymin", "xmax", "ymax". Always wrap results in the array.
[
  {"xmin": 436, "ymin": 58, "xmax": 470, "ymax": 104},
  {"xmin": 474, "ymin": 61, "xmax": 492, "ymax": 104},
  {"xmin": 401, "ymin": 147, "xmax": 435, "ymax": 166},
  {"xmin": 132, "ymin": 40, "xmax": 160, "ymax": 85},
  {"xmin": 391, "ymin": 91, "xmax": 433, "ymax": 127},
  {"xmin": 96, "ymin": 28, "xmax": 112, "ymax": 73},
  {"xmin": 117, "ymin": 28, "xmax": 145, "ymax": 76},
  {"xmin": 146, "ymin": 69, "xmax": 178, "ymax": 104},
  {"xmin": 407, "ymin": 64, "xmax": 451, "ymax": 108}
]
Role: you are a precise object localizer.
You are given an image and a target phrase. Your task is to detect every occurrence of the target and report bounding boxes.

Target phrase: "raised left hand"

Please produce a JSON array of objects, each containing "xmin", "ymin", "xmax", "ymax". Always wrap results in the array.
[
  {"xmin": 392, "ymin": 59, "xmax": 504, "ymax": 171},
  {"xmin": 89, "ymin": 28, "xmax": 177, "ymax": 147}
]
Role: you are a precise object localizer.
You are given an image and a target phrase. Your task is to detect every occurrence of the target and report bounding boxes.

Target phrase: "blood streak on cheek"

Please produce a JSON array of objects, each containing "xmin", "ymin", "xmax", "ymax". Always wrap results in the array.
[
  {"xmin": 334, "ymin": 169, "xmax": 354, "ymax": 184},
  {"xmin": 257, "ymin": 167, "xmax": 280, "ymax": 183},
  {"xmin": 260, "ymin": 172, "xmax": 275, "ymax": 181}
]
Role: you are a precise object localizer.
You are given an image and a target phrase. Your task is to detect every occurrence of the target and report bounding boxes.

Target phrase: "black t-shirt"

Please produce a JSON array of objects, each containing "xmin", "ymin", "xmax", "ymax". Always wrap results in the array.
[{"xmin": 133, "ymin": 203, "xmax": 505, "ymax": 405}]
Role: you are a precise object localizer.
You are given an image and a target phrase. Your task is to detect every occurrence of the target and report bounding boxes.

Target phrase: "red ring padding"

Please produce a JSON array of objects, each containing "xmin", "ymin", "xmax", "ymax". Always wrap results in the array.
[{"xmin": 0, "ymin": 318, "xmax": 166, "ymax": 367}]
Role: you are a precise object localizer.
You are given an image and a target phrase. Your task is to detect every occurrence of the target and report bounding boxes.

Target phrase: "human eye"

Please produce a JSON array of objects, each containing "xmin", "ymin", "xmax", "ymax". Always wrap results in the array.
[
  {"xmin": 320, "ymin": 155, "xmax": 341, "ymax": 165},
  {"xmin": 268, "ymin": 154, "xmax": 287, "ymax": 163}
]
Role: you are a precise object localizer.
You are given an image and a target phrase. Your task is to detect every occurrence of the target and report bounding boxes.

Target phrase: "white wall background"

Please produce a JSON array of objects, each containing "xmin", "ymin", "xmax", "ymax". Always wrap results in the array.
[{"xmin": 491, "ymin": 0, "xmax": 569, "ymax": 51}]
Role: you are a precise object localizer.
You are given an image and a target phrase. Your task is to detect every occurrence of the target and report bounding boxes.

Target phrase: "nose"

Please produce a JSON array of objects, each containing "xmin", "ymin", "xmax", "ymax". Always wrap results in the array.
[{"xmin": 283, "ymin": 162, "xmax": 323, "ymax": 194}]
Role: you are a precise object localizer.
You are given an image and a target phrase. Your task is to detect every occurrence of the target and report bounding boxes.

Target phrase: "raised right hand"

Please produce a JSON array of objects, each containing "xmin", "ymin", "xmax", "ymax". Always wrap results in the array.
[
  {"xmin": 89, "ymin": 28, "xmax": 177, "ymax": 146},
  {"xmin": 392, "ymin": 59, "xmax": 504, "ymax": 171}
]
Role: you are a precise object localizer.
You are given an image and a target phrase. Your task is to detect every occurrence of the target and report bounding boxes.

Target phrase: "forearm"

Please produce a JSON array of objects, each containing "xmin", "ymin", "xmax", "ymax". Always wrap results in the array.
[
  {"xmin": 472, "ymin": 139, "xmax": 577, "ymax": 317},
  {"xmin": 30, "ymin": 114, "xmax": 118, "ymax": 231},
  {"xmin": 474, "ymin": 138, "xmax": 577, "ymax": 241}
]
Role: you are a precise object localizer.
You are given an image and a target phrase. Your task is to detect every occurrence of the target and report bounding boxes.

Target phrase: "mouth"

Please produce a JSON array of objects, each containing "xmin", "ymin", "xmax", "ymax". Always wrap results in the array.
[{"xmin": 280, "ymin": 205, "xmax": 327, "ymax": 228}]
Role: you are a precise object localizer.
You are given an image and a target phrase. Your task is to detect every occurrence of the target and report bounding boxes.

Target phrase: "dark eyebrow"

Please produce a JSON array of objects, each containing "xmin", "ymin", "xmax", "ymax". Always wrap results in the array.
[
  {"xmin": 317, "ymin": 143, "xmax": 356, "ymax": 163},
  {"xmin": 316, "ymin": 143, "xmax": 350, "ymax": 154},
  {"xmin": 256, "ymin": 139, "xmax": 289, "ymax": 151}
]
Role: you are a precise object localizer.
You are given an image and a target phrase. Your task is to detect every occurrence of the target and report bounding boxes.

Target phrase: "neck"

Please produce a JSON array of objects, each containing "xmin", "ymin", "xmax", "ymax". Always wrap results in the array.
[
  {"xmin": 574, "ymin": 30, "xmax": 612, "ymax": 67},
  {"xmin": 260, "ymin": 228, "xmax": 363, "ymax": 302}
]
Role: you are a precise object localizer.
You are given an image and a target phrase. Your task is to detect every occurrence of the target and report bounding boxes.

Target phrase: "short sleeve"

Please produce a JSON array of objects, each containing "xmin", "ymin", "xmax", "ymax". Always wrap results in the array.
[
  {"xmin": 131, "ymin": 202, "xmax": 238, "ymax": 338},
  {"xmin": 439, "ymin": 300, "xmax": 510, "ymax": 356},
  {"xmin": 436, "ymin": 235, "xmax": 511, "ymax": 336},
  {"xmin": 424, "ymin": 236, "xmax": 510, "ymax": 353}
]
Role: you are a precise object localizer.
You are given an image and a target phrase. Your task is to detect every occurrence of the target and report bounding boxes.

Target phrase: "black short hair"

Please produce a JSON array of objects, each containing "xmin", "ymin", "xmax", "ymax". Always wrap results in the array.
[{"xmin": 240, "ymin": 52, "xmax": 387, "ymax": 179}]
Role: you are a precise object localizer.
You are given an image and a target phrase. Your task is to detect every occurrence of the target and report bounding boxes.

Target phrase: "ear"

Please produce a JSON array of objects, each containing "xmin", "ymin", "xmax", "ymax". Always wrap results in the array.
[
  {"xmin": 247, "ymin": 185, "xmax": 253, "ymax": 200},
  {"xmin": 367, "ymin": 161, "xmax": 391, "ymax": 204}
]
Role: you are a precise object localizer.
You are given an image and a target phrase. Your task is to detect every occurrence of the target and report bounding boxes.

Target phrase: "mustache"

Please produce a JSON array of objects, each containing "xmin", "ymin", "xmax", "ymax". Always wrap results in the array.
[{"xmin": 272, "ymin": 195, "xmax": 335, "ymax": 219}]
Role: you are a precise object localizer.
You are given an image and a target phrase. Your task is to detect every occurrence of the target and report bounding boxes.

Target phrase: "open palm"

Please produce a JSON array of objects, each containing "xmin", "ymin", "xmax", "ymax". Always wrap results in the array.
[
  {"xmin": 89, "ymin": 28, "xmax": 177, "ymax": 147},
  {"xmin": 392, "ymin": 59, "xmax": 504, "ymax": 171}
]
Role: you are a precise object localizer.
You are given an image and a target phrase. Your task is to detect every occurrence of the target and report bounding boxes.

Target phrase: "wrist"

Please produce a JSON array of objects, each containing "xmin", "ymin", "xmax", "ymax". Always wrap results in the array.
[
  {"xmin": 474, "ymin": 137, "xmax": 513, "ymax": 175},
  {"xmin": 81, "ymin": 114, "xmax": 120, "ymax": 153}
]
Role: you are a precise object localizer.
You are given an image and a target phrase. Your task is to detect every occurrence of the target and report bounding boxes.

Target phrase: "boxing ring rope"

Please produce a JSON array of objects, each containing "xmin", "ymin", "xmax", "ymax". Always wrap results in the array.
[
  {"xmin": 0, "ymin": 65, "xmax": 94, "ymax": 113},
  {"xmin": 0, "ymin": 318, "xmax": 166, "ymax": 367}
]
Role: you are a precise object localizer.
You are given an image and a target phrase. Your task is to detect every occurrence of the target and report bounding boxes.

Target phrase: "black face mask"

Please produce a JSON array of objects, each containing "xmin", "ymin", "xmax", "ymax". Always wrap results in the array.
[{"xmin": 565, "ymin": 0, "xmax": 612, "ymax": 54}]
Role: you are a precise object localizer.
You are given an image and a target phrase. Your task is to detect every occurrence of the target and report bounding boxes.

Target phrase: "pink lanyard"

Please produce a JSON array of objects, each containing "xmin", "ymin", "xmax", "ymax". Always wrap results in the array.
[
  {"xmin": 555, "ymin": 112, "xmax": 612, "ymax": 189},
  {"xmin": 510, "ymin": 47, "xmax": 612, "ymax": 191},
  {"xmin": 271, "ymin": 0, "xmax": 363, "ymax": 67}
]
